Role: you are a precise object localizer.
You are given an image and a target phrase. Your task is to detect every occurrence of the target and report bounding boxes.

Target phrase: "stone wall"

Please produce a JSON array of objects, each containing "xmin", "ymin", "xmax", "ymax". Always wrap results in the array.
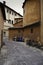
[
  {"xmin": 0, "ymin": 8, "xmax": 4, "ymax": 47},
  {"xmin": 9, "ymin": 23, "xmax": 40, "ymax": 43},
  {"xmin": 9, "ymin": 29, "xmax": 23, "ymax": 40},
  {"xmin": 41, "ymin": 0, "xmax": 43, "ymax": 44},
  {"xmin": 23, "ymin": 24, "xmax": 40, "ymax": 42},
  {"xmin": 23, "ymin": 0, "xmax": 41, "ymax": 26}
]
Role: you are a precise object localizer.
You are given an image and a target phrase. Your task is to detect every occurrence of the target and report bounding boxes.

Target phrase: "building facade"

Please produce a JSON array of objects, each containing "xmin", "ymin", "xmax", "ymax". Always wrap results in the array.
[
  {"xmin": 22, "ymin": 0, "xmax": 43, "ymax": 44},
  {"xmin": 22, "ymin": 0, "xmax": 41, "ymax": 42},
  {"xmin": 1, "ymin": 1, "xmax": 23, "ymax": 39},
  {"xmin": 9, "ymin": 0, "xmax": 43, "ymax": 45},
  {"xmin": 9, "ymin": 18, "xmax": 23, "ymax": 40},
  {"xmin": 23, "ymin": 0, "xmax": 41, "ymax": 26}
]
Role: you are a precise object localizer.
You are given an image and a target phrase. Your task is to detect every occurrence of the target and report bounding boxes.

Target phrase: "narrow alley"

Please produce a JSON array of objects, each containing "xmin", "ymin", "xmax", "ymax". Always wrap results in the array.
[{"xmin": 0, "ymin": 40, "xmax": 43, "ymax": 65}]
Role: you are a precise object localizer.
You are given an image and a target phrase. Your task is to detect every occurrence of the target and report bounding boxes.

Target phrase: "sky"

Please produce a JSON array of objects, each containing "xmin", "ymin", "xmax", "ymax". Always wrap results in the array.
[{"xmin": 0, "ymin": 0, "xmax": 25, "ymax": 15}]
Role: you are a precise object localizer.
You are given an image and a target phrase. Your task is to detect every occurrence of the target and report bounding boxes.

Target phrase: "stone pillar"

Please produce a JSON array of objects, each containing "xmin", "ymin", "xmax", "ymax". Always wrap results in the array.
[{"xmin": 41, "ymin": 0, "xmax": 43, "ymax": 44}]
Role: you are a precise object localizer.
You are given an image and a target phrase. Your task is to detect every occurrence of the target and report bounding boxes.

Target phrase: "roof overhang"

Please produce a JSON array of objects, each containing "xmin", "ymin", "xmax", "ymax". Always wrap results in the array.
[
  {"xmin": 24, "ymin": 21, "xmax": 40, "ymax": 28},
  {"xmin": 9, "ymin": 21, "xmax": 40, "ymax": 30}
]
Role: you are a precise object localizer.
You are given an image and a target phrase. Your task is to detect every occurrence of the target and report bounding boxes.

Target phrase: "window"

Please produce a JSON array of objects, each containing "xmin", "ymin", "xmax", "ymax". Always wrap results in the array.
[
  {"xmin": 4, "ymin": 32, "xmax": 6, "ymax": 36},
  {"xmin": 8, "ymin": 19, "xmax": 11, "ymax": 24},
  {"xmin": 9, "ymin": 10, "xmax": 11, "ymax": 14},
  {"xmin": 12, "ymin": 12, "xmax": 13, "ymax": 15},
  {"xmin": 18, "ymin": 30, "xmax": 21, "ymax": 33},
  {"xmin": 7, "ymin": 9, "xmax": 8, "ymax": 13},
  {"xmin": 15, "ymin": 13, "xmax": 17, "ymax": 16},
  {"xmin": 31, "ymin": 28, "xmax": 33, "ymax": 33},
  {"xmin": 23, "ymin": 29, "xmax": 24, "ymax": 32},
  {"xmin": 12, "ymin": 20, "xmax": 13, "ymax": 24}
]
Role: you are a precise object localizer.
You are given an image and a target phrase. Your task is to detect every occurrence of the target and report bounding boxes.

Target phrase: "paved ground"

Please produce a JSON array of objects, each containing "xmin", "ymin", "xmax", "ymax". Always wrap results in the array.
[{"xmin": 0, "ymin": 40, "xmax": 43, "ymax": 65}]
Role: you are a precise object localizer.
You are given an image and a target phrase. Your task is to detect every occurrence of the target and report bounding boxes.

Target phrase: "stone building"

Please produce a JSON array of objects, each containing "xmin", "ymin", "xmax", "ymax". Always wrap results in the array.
[
  {"xmin": 22, "ymin": 0, "xmax": 43, "ymax": 44},
  {"xmin": 0, "ymin": 2, "xmax": 6, "ymax": 47},
  {"xmin": 9, "ymin": 18, "xmax": 23, "ymax": 40},
  {"xmin": 9, "ymin": 0, "xmax": 43, "ymax": 45},
  {"xmin": 22, "ymin": 0, "xmax": 41, "ymax": 42},
  {"xmin": 0, "ymin": 1, "xmax": 23, "ymax": 39}
]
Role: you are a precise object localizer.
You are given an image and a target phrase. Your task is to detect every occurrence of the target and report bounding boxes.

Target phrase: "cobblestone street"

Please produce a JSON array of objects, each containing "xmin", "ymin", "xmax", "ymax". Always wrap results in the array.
[{"xmin": 0, "ymin": 40, "xmax": 43, "ymax": 65}]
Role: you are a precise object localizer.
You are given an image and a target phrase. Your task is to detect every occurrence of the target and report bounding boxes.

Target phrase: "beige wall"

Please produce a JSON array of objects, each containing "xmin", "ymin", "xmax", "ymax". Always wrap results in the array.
[
  {"xmin": 9, "ymin": 23, "xmax": 40, "ymax": 44},
  {"xmin": 23, "ymin": 0, "xmax": 41, "ymax": 26},
  {"xmin": 41, "ymin": 0, "xmax": 43, "ymax": 44},
  {"xmin": 23, "ymin": 25, "xmax": 40, "ymax": 41},
  {"xmin": 0, "ymin": 8, "xmax": 4, "ymax": 47}
]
